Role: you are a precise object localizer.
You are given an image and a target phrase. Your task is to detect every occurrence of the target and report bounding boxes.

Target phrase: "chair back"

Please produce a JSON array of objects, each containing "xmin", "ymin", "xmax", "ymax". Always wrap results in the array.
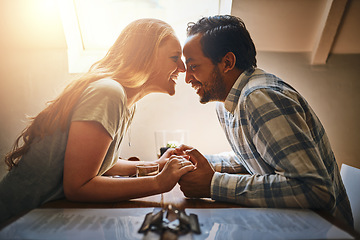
[{"xmin": 340, "ymin": 164, "xmax": 360, "ymax": 233}]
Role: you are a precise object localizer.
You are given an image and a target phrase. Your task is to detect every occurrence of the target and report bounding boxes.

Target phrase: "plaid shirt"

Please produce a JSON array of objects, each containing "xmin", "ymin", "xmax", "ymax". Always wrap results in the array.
[{"xmin": 208, "ymin": 68, "xmax": 353, "ymax": 226}]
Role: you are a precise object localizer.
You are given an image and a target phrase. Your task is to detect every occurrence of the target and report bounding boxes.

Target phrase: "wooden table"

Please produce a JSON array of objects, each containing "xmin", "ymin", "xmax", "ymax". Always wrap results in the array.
[
  {"xmin": 40, "ymin": 184, "xmax": 360, "ymax": 239},
  {"xmin": 41, "ymin": 184, "xmax": 241, "ymax": 210}
]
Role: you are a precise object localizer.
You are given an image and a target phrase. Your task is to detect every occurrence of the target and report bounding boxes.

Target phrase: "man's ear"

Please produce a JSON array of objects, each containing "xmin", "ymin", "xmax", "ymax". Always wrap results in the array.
[{"xmin": 221, "ymin": 52, "xmax": 236, "ymax": 73}]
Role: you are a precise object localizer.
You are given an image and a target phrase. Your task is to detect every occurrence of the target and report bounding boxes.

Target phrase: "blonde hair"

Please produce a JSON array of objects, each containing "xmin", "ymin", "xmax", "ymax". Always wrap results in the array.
[{"xmin": 5, "ymin": 18, "xmax": 175, "ymax": 170}]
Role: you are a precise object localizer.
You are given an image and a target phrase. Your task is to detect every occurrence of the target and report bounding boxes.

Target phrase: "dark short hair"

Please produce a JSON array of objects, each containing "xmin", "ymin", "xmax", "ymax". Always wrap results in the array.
[{"xmin": 187, "ymin": 15, "xmax": 257, "ymax": 70}]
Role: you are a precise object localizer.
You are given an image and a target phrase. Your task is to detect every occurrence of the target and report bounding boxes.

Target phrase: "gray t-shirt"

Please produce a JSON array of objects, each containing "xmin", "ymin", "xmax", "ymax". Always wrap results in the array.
[{"xmin": 0, "ymin": 78, "xmax": 135, "ymax": 224}]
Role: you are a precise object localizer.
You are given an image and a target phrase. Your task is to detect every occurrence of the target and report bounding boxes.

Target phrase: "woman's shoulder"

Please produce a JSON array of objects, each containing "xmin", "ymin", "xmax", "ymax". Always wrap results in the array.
[
  {"xmin": 87, "ymin": 78, "xmax": 126, "ymax": 100},
  {"xmin": 90, "ymin": 78, "xmax": 124, "ymax": 93}
]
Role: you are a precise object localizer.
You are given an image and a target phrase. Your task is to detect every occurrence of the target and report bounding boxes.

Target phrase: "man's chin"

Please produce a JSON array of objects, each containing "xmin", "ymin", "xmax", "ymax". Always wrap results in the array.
[
  {"xmin": 199, "ymin": 93, "xmax": 218, "ymax": 104},
  {"xmin": 199, "ymin": 96, "xmax": 210, "ymax": 104},
  {"xmin": 195, "ymin": 89, "xmax": 206, "ymax": 104},
  {"xmin": 199, "ymin": 99, "xmax": 209, "ymax": 104}
]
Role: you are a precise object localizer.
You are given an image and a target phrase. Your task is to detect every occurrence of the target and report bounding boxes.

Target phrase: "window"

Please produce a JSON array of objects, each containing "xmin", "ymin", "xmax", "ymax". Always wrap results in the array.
[{"xmin": 57, "ymin": 0, "xmax": 232, "ymax": 73}]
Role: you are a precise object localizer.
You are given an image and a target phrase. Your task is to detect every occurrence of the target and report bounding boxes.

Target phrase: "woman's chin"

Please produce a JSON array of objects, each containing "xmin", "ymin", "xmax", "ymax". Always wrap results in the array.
[
  {"xmin": 166, "ymin": 82, "xmax": 176, "ymax": 96},
  {"xmin": 167, "ymin": 88, "xmax": 176, "ymax": 96},
  {"xmin": 153, "ymin": 82, "xmax": 176, "ymax": 96}
]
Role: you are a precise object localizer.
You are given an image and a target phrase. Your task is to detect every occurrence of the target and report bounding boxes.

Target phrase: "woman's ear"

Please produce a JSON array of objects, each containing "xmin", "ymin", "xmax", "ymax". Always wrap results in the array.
[{"xmin": 221, "ymin": 52, "xmax": 236, "ymax": 73}]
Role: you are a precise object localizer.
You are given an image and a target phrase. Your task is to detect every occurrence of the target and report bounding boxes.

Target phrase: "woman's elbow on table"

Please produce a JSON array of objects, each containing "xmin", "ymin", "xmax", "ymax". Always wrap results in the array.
[
  {"xmin": 63, "ymin": 183, "xmax": 82, "ymax": 202},
  {"xmin": 63, "ymin": 179, "xmax": 95, "ymax": 202}
]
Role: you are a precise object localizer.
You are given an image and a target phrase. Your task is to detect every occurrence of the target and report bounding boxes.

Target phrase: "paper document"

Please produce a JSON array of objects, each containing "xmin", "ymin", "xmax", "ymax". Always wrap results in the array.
[
  {"xmin": 0, "ymin": 208, "xmax": 354, "ymax": 239},
  {"xmin": 190, "ymin": 208, "xmax": 354, "ymax": 240}
]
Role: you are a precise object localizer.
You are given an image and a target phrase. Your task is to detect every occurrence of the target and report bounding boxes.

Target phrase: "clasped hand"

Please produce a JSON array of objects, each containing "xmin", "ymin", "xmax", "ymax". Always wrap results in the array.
[
  {"xmin": 154, "ymin": 145, "xmax": 215, "ymax": 198},
  {"xmin": 173, "ymin": 144, "xmax": 215, "ymax": 198}
]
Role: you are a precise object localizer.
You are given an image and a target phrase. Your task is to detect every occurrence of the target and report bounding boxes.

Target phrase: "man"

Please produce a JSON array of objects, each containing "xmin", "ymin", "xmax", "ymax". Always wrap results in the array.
[{"xmin": 178, "ymin": 15, "xmax": 353, "ymax": 227}]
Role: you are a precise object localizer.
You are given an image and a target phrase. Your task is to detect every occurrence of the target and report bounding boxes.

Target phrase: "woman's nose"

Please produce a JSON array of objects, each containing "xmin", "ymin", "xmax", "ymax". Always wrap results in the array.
[{"xmin": 178, "ymin": 59, "xmax": 186, "ymax": 72}]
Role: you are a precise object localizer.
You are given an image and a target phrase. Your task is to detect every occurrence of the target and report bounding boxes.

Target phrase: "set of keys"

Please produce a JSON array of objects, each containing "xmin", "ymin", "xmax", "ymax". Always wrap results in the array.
[{"xmin": 138, "ymin": 205, "xmax": 201, "ymax": 240}]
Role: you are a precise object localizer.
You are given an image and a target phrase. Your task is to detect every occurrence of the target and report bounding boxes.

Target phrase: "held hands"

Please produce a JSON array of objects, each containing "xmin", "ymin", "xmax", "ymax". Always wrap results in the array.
[
  {"xmin": 176, "ymin": 145, "xmax": 215, "ymax": 198},
  {"xmin": 155, "ymin": 147, "xmax": 181, "ymax": 170},
  {"xmin": 156, "ymin": 155, "xmax": 195, "ymax": 193},
  {"xmin": 153, "ymin": 145, "xmax": 215, "ymax": 198}
]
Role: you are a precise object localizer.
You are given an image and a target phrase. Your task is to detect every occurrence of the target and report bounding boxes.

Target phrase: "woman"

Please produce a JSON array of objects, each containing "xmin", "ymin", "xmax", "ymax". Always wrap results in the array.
[{"xmin": 0, "ymin": 19, "xmax": 194, "ymax": 223}]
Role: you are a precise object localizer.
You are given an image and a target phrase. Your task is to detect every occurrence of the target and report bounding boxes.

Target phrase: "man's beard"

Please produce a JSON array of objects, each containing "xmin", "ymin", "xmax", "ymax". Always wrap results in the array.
[{"xmin": 199, "ymin": 66, "xmax": 227, "ymax": 104}]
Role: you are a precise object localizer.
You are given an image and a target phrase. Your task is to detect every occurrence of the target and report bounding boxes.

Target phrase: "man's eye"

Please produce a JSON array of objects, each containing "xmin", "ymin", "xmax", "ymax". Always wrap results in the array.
[{"xmin": 189, "ymin": 65, "xmax": 197, "ymax": 71}]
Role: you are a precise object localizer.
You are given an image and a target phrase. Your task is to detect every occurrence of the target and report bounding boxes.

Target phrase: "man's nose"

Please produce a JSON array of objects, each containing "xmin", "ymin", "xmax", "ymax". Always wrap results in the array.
[{"xmin": 185, "ymin": 72, "xmax": 192, "ymax": 84}]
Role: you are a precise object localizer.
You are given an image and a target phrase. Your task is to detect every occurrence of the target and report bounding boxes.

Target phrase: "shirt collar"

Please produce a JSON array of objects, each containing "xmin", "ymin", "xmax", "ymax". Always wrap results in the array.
[{"xmin": 224, "ymin": 68, "xmax": 255, "ymax": 113}]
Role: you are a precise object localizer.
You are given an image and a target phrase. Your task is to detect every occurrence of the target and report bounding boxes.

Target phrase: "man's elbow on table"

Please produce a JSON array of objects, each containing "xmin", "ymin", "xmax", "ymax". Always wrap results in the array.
[{"xmin": 291, "ymin": 184, "xmax": 336, "ymax": 210}]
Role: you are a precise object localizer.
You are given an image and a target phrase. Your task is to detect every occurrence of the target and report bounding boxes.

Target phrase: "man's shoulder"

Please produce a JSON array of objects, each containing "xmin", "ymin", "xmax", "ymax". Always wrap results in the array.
[{"xmin": 242, "ymin": 69, "xmax": 295, "ymax": 98}]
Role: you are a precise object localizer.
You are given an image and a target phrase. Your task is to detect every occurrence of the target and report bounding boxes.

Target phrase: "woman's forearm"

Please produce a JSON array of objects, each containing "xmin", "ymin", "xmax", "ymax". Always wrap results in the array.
[
  {"xmin": 103, "ymin": 160, "xmax": 142, "ymax": 176},
  {"xmin": 64, "ymin": 175, "xmax": 161, "ymax": 202}
]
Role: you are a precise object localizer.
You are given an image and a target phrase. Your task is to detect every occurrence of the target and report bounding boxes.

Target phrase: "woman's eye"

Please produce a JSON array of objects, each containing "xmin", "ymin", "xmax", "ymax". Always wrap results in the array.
[{"xmin": 170, "ymin": 56, "xmax": 179, "ymax": 62}]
